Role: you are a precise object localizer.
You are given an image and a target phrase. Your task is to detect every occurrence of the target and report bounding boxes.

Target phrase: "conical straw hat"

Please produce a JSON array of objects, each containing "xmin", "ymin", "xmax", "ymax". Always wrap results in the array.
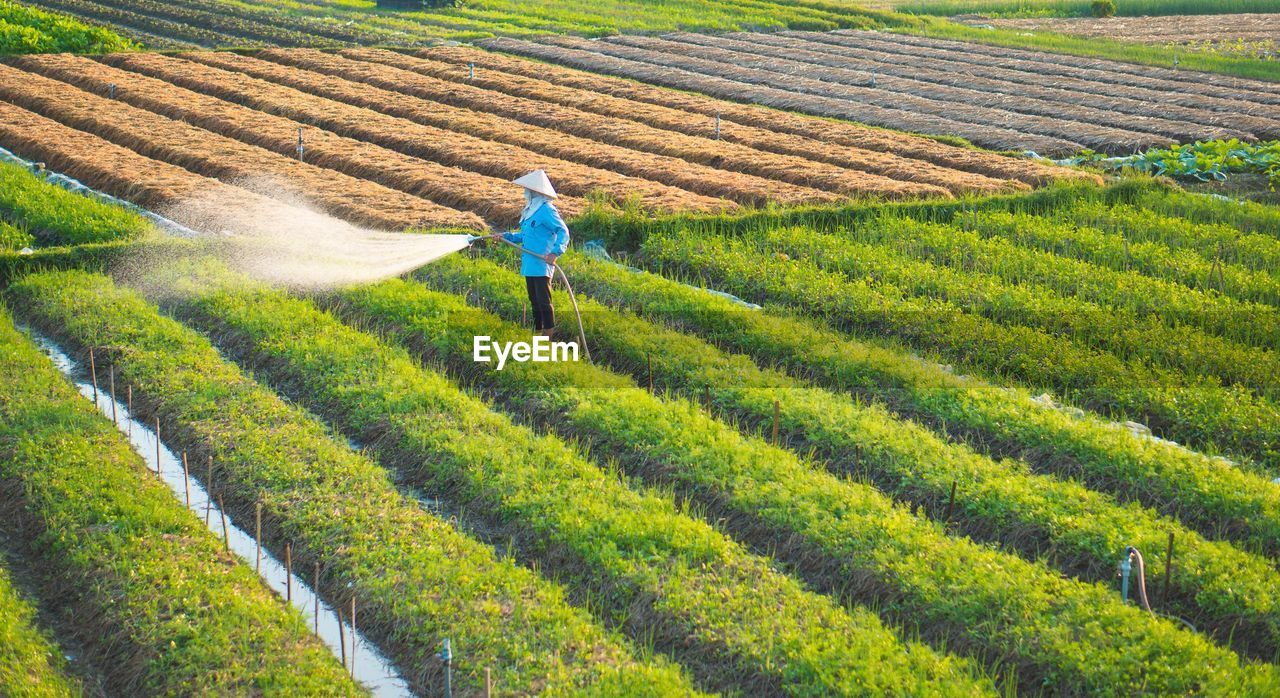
[{"xmin": 512, "ymin": 170, "xmax": 557, "ymax": 199}]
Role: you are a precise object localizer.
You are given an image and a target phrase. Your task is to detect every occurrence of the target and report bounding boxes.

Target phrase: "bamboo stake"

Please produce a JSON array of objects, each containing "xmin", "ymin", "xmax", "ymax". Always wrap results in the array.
[
  {"xmin": 703, "ymin": 384, "xmax": 711, "ymax": 414},
  {"xmin": 337, "ymin": 607, "xmax": 347, "ymax": 670},
  {"xmin": 350, "ymin": 594, "xmax": 357, "ymax": 679},
  {"xmin": 88, "ymin": 347, "xmax": 98, "ymax": 403},
  {"xmin": 485, "ymin": 668, "xmax": 492, "ymax": 698},
  {"xmin": 771, "ymin": 400, "xmax": 780, "ymax": 445},
  {"xmin": 217, "ymin": 495, "xmax": 229, "ymax": 553},
  {"xmin": 154, "ymin": 417, "xmax": 161, "ymax": 475},
  {"xmin": 205, "ymin": 455, "xmax": 213, "ymax": 526},
  {"xmin": 126, "ymin": 385, "xmax": 132, "ymax": 437},
  {"xmin": 255, "ymin": 501, "xmax": 263, "ymax": 574},
  {"xmin": 944, "ymin": 480, "xmax": 958, "ymax": 523},
  {"xmin": 314, "ymin": 562, "xmax": 321, "ymax": 635},
  {"xmin": 109, "ymin": 364, "xmax": 117, "ymax": 426},
  {"xmin": 647, "ymin": 353, "xmax": 653, "ymax": 394},
  {"xmin": 285, "ymin": 542, "xmax": 292, "ymax": 603},
  {"xmin": 181, "ymin": 452, "xmax": 191, "ymax": 508},
  {"xmin": 1161, "ymin": 532, "xmax": 1176, "ymax": 608}
]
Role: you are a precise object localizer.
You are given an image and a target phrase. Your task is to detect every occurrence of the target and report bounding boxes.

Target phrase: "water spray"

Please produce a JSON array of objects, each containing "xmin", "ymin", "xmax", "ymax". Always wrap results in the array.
[{"xmin": 466, "ymin": 234, "xmax": 592, "ymax": 364}]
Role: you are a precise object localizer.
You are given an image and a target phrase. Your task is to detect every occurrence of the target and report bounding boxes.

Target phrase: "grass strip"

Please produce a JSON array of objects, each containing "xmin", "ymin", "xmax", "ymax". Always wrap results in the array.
[
  {"xmin": 635, "ymin": 227, "xmax": 1280, "ymax": 471},
  {"xmin": 419, "ymin": 254, "xmax": 1280, "ymax": 658},
  {"xmin": 330, "ymin": 272, "xmax": 1278, "ymax": 696},
  {"xmin": 0, "ymin": 159, "xmax": 153, "ymax": 247},
  {"xmin": 555, "ymin": 253, "xmax": 1280, "ymax": 562},
  {"xmin": 167, "ymin": 265, "xmax": 993, "ymax": 697},
  {"xmin": 8, "ymin": 269, "xmax": 688, "ymax": 697},
  {"xmin": 0, "ymin": 560, "xmax": 78, "ymax": 697},
  {"xmin": 0, "ymin": 298, "xmax": 356, "ymax": 695}
]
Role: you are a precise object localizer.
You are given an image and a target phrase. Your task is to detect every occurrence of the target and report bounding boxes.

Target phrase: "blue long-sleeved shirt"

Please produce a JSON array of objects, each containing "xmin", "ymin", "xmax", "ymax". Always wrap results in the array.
[{"xmin": 503, "ymin": 200, "xmax": 570, "ymax": 277}]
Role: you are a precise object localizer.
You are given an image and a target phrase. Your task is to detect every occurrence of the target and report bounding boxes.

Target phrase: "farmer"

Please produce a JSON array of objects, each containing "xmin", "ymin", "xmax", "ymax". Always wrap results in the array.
[{"xmin": 487, "ymin": 170, "xmax": 570, "ymax": 337}]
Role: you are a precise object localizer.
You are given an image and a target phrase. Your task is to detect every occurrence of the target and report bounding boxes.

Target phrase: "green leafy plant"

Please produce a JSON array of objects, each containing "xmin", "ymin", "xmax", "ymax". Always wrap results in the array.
[{"xmin": 1091, "ymin": 0, "xmax": 1117, "ymax": 17}]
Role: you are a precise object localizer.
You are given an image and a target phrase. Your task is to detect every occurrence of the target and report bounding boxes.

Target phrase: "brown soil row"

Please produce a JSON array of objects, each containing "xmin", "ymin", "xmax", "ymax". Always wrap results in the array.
[
  {"xmin": 689, "ymin": 31, "xmax": 1274, "ymax": 141},
  {"xmin": 293, "ymin": 48, "xmax": 949, "ymax": 201},
  {"xmin": 0, "ymin": 100, "xmax": 288, "ymax": 230},
  {"xmin": 0, "ymin": 63, "xmax": 483, "ymax": 231},
  {"xmin": 411, "ymin": 47, "xmax": 1021, "ymax": 196},
  {"xmin": 460, "ymin": 40, "xmax": 1093, "ymax": 187},
  {"xmin": 600, "ymin": 34, "xmax": 1173, "ymax": 155},
  {"xmin": 775, "ymin": 30, "xmax": 1280, "ymax": 138},
  {"xmin": 15, "ymin": 53, "xmax": 540, "ymax": 227},
  {"xmin": 170, "ymin": 51, "xmax": 828, "ymax": 208},
  {"xmin": 845, "ymin": 31, "xmax": 1280, "ymax": 106},
  {"xmin": 980, "ymin": 13, "xmax": 1280, "ymax": 43}
]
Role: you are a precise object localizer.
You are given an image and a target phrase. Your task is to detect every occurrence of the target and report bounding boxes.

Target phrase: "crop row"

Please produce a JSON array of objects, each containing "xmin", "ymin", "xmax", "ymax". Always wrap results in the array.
[
  {"xmin": 0, "ymin": 159, "xmax": 152, "ymax": 247},
  {"xmin": 636, "ymin": 227, "xmax": 1280, "ymax": 471},
  {"xmin": 91, "ymin": 0, "xmax": 332, "ymax": 46},
  {"xmin": 0, "ymin": 0, "xmax": 136, "ymax": 54},
  {"xmin": 951, "ymin": 207, "xmax": 1280, "ymax": 306},
  {"xmin": 33, "ymin": 0, "xmax": 253, "ymax": 48},
  {"xmin": 12, "ymin": 269, "xmax": 700, "ymax": 695},
  {"xmin": 752, "ymin": 31, "xmax": 1280, "ymax": 139},
  {"xmin": 98, "ymin": 51, "xmax": 741, "ymax": 213},
  {"xmin": 421, "ymin": 253, "xmax": 1280, "ymax": 658},
  {"xmin": 17, "ymin": 53, "xmax": 546, "ymax": 226},
  {"xmin": 609, "ymin": 33, "xmax": 1214, "ymax": 151},
  {"xmin": 406, "ymin": 46, "xmax": 1018, "ymax": 197},
  {"xmin": 555, "ymin": 252, "xmax": 1280, "ymax": 560},
  {"xmin": 0, "ymin": 302, "xmax": 356, "ymax": 694},
  {"xmin": 173, "ymin": 49, "xmax": 837, "ymax": 209},
  {"xmin": 531, "ymin": 34, "xmax": 1085, "ymax": 156},
  {"xmin": 148, "ymin": 0, "xmax": 404, "ymax": 46},
  {"xmin": 847, "ymin": 31, "xmax": 1280, "ymax": 106},
  {"xmin": 326, "ymin": 271, "xmax": 1279, "ymax": 695},
  {"xmin": 275, "ymin": 48, "xmax": 944, "ymax": 201},
  {"xmin": 758, "ymin": 221, "xmax": 1279, "ymax": 395},
  {"xmin": 168, "ymin": 264, "xmax": 992, "ymax": 696},
  {"xmin": 0, "ymin": 560, "xmax": 77, "ymax": 696},
  {"xmin": 474, "ymin": 37, "xmax": 1095, "ymax": 188},
  {"xmin": 0, "ymin": 64, "xmax": 483, "ymax": 231}
]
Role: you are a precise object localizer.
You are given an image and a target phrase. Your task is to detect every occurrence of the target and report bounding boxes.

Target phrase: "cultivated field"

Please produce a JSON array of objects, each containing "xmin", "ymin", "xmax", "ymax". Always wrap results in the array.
[
  {"xmin": 970, "ymin": 13, "xmax": 1280, "ymax": 58},
  {"xmin": 484, "ymin": 31, "xmax": 1280, "ymax": 155},
  {"xmin": 0, "ymin": 47, "xmax": 1084, "ymax": 234}
]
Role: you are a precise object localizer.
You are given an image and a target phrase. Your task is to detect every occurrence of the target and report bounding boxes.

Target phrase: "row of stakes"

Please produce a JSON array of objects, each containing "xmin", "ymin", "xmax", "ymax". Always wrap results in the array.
[{"xmin": 86, "ymin": 348, "xmax": 488, "ymax": 697}]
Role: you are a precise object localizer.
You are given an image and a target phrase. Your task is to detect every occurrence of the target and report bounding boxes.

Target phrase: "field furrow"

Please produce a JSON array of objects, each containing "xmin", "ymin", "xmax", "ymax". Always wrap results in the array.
[
  {"xmin": 850, "ymin": 31, "xmax": 1280, "ymax": 106},
  {"xmin": 476, "ymin": 37, "xmax": 1099, "ymax": 186},
  {"xmin": 0, "ymin": 561, "xmax": 78, "ymax": 698},
  {"xmin": 168, "ymin": 268, "xmax": 994, "ymax": 697},
  {"xmin": 283, "ymin": 48, "xmax": 949, "ymax": 200},
  {"xmin": 0, "ymin": 302, "xmax": 357, "ymax": 695},
  {"xmin": 407, "ymin": 46, "xmax": 1021, "ymax": 196},
  {"xmin": 27, "ymin": 0, "xmax": 253, "ymax": 48},
  {"xmin": 100, "ymin": 52, "xmax": 744, "ymax": 212},
  {"xmin": 91, "ymin": 0, "xmax": 334, "ymax": 47},
  {"xmin": 556, "ymin": 250, "xmax": 1280, "ymax": 556},
  {"xmin": 420, "ymin": 253, "xmax": 1280, "ymax": 659},
  {"xmin": 326, "ymin": 272, "xmax": 1279, "ymax": 696},
  {"xmin": 534, "ymin": 34, "xmax": 1090, "ymax": 155},
  {"xmin": 10, "ymin": 269, "xmax": 693, "ymax": 696},
  {"xmin": 778, "ymin": 31, "xmax": 1280, "ymax": 135},
  {"xmin": 0, "ymin": 64, "xmax": 483, "ymax": 231},
  {"xmin": 678, "ymin": 31, "xmax": 1274, "ymax": 141}
]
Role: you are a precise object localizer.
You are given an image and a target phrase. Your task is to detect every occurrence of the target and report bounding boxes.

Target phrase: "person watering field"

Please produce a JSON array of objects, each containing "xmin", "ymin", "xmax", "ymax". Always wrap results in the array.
[{"xmin": 481, "ymin": 170, "xmax": 570, "ymax": 337}]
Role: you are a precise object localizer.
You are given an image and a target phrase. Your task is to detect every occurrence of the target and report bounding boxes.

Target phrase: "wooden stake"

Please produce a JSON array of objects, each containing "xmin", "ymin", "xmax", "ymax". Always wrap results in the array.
[
  {"xmin": 1161, "ymin": 531, "xmax": 1176, "ymax": 607},
  {"xmin": 284, "ymin": 542, "xmax": 292, "ymax": 603},
  {"xmin": 181, "ymin": 452, "xmax": 191, "ymax": 508},
  {"xmin": 485, "ymin": 667, "xmax": 492, "ymax": 698},
  {"xmin": 314, "ymin": 562, "xmax": 321, "ymax": 635},
  {"xmin": 771, "ymin": 400, "xmax": 780, "ymax": 445},
  {"xmin": 647, "ymin": 353, "xmax": 653, "ymax": 394},
  {"xmin": 255, "ymin": 501, "xmax": 263, "ymax": 574},
  {"xmin": 109, "ymin": 364, "xmax": 117, "ymax": 426},
  {"xmin": 126, "ymin": 385, "xmax": 132, "ymax": 437},
  {"xmin": 703, "ymin": 384, "xmax": 711, "ymax": 414},
  {"xmin": 217, "ymin": 495, "xmax": 229, "ymax": 553},
  {"xmin": 337, "ymin": 607, "xmax": 347, "ymax": 670},
  {"xmin": 154, "ymin": 417, "xmax": 161, "ymax": 474},
  {"xmin": 205, "ymin": 455, "xmax": 213, "ymax": 526},
  {"xmin": 349, "ymin": 594, "xmax": 357, "ymax": 679},
  {"xmin": 88, "ymin": 347, "xmax": 98, "ymax": 403},
  {"xmin": 944, "ymin": 480, "xmax": 957, "ymax": 523}
]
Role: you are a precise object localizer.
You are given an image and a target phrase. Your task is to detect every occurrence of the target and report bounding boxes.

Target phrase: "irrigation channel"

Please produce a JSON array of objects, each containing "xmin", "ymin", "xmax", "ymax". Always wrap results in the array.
[{"xmin": 26, "ymin": 327, "xmax": 412, "ymax": 697}]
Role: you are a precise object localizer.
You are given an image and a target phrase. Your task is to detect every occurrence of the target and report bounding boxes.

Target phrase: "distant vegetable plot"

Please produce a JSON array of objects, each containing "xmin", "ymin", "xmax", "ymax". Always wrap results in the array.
[
  {"xmin": 0, "ymin": 47, "xmax": 1080, "ymax": 234},
  {"xmin": 967, "ymin": 13, "xmax": 1280, "ymax": 59},
  {"xmin": 0, "ymin": 0, "xmax": 135, "ymax": 53},
  {"xmin": 485, "ymin": 31, "xmax": 1280, "ymax": 156}
]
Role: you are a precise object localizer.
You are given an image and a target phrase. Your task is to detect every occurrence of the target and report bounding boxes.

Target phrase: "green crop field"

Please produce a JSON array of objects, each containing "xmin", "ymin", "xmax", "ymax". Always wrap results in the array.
[
  {"xmin": 0, "ymin": 0, "xmax": 135, "ymax": 53},
  {"xmin": 2, "ymin": 1, "xmax": 1280, "ymax": 692}
]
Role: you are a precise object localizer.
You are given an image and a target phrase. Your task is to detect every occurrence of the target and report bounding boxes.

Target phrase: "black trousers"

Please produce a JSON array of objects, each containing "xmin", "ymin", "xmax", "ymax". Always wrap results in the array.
[{"xmin": 525, "ymin": 275, "xmax": 555, "ymax": 331}]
